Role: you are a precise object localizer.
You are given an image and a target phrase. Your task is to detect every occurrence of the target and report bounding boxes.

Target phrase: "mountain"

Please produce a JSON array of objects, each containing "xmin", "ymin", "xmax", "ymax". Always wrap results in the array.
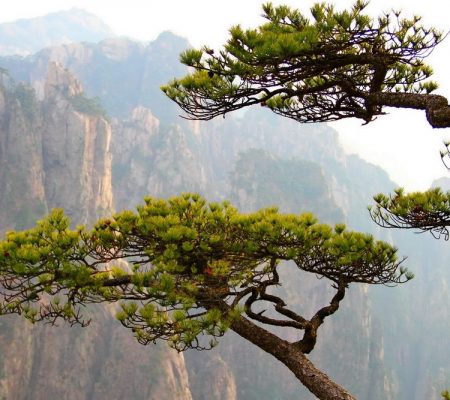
[
  {"xmin": 0, "ymin": 31, "xmax": 189, "ymax": 121},
  {"xmin": 0, "ymin": 9, "xmax": 115, "ymax": 56},
  {"xmin": 1, "ymin": 9, "xmax": 450, "ymax": 400},
  {"xmin": 0, "ymin": 61, "xmax": 193, "ymax": 400},
  {"xmin": 0, "ymin": 62, "xmax": 113, "ymax": 230},
  {"xmin": 432, "ymin": 176, "xmax": 450, "ymax": 191},
  {"xmin": 0, "ymin": 63, "xmax": 395, "ymax": 400}
]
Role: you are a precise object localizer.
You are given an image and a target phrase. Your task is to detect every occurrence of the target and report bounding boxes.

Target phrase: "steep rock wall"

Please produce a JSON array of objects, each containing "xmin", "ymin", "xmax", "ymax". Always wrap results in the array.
[
  {"xmin": 41, "ymin": 61, "xmax": 113, "ymax": 224},
  {"xmin": 0, "ymin": 62, "xmax": 114, "ymax": 230},
  {"xmin": 0, "ymin": 64, "xmax": 193, "ymax": 400},
  {"xmin": 0, "ymin": 76, "xmax": 46, "ymax": 231}
]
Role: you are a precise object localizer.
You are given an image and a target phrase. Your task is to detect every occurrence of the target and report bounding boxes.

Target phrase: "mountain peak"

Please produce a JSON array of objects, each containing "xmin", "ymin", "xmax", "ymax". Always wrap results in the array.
[
  {"xmin": 0, "ymin": 9, "xmax": 115, "ymax": 56},
  {"xmin": 152, "ymin": 30, "xmax": 190, "ymax": 50}
]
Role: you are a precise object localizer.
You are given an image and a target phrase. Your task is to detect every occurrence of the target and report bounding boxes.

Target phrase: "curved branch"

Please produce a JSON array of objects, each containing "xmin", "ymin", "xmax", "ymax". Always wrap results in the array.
[
  {"xmin": 295, "ymin": 280, "xmax": 347, "ymax": 354},
  {"xmin": 244, "ymin": 288, "xmax": 308, "ymax": 329},
  {"xmin": 210, "ymin": 299, "xmax": 356, "ymax": 400},
  {"xmin": 370, "ymin": 92, "xmax": 450, "ymax": 128},
  {"xmin": 370, "ymin": 188, "xmax": 450, "ymax": 240}
]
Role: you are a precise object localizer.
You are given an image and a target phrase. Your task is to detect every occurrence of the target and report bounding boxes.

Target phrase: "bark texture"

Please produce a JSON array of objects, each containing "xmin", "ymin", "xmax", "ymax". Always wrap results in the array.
[
  {"xmin": 230, "ymin": 314, "xmax": 355, "ymax": 400},
  {"xmin": 372, "ymin": 92, "xmax": 450, "ymax": 128},
  {"xmin": 212, "ymin": 301, "xmax": 356, "ymax": 400}
]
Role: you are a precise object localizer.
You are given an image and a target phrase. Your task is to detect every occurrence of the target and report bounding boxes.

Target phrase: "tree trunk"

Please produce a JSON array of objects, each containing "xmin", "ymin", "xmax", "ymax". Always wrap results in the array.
[{"xmin": 211, "ymin": 301, "xmax": 356, "ymax": 400}]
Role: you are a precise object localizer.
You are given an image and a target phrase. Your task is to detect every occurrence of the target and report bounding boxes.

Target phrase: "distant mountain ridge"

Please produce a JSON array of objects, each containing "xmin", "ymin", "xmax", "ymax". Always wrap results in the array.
[
  {"xmin": 0, "ymin": 31, "xmax": 189, "ymax": 121},
  {"xmin": 0, "ymin": 8, "xmax": 115, "ymax": 56}
]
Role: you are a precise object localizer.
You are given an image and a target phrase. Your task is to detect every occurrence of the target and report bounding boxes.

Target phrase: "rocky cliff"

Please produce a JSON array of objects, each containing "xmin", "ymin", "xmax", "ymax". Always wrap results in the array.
[
  {"xmin": 0, "ymin": 35, "xmax": 399, "ymax": 400},
  {"xmin": 0, "ymin": 312, "xmax": 192, "ymax": 400},
  {"xmin": 111, "ymin": 106, "xmax": 207, "ymax": 211},
  {"xmin": 41, "ymin": 61, "xmax": 113, "ymax": 224},
  {"xmin": 0, "ymin": 61, "xmax": 113, "ymax": 230},
  {"xmin": 0, "ymin": 74, "xmax": 46, "ymax": 230},
  {"xmin": 0, "ymin": 61, "xmax": 193, "ymax": 400}
]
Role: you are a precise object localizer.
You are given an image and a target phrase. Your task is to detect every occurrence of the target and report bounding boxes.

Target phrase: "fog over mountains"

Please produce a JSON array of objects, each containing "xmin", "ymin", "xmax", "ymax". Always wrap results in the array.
[
  {"xmin": 0, "ymin": 9, "xmax": 114, "ymax": 56},
  {"xmin": 0, "ymin": 9, "xmax": 450, "ymax": 400}
]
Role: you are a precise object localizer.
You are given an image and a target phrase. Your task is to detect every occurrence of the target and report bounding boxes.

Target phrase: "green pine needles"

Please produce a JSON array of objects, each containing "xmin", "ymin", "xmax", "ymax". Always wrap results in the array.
[
  {"xmin": 370, "ymin": 188, "xmax": 450, "ymax": 240},
  {"xmin": 0, "ymin": 194, "xmax": 411, "ymax": 352},
  {"xmin": 162, "ymin": 1, "xmax": 449, "ymax": 127}
]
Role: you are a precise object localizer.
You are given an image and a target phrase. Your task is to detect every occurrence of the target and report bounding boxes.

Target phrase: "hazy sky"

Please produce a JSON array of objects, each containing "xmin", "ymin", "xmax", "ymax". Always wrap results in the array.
[{"xmin": 1, "ymin": 0, "xmax": 450, "ymax": 190}]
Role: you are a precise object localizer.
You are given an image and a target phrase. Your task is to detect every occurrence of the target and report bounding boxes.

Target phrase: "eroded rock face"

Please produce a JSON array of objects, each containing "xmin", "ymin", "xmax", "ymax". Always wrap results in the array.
[
  {"xmin": 0, "ymin": 62, "xmax": 113, "ymax": 229},
  {"xmin": 111, "ymin": 106, "xmax": 207, "ymax": 211},
  {"xmin": 0, "ymin": 314, "xmax": 193, "ymax": 400},
  {"xmin": 0, "ymin": 66, "xmax": 194, "ymax": 400},
  {"xmin": 0, "ymin": 77, "xmax": 46, "ymax": 231},
  {"xmin": 187, "ymin": 355, "xmax": 237, "ymax": 400},
  {"xmin": 41, "ymin": 62, "xmax": 113, "ymax": 224}
]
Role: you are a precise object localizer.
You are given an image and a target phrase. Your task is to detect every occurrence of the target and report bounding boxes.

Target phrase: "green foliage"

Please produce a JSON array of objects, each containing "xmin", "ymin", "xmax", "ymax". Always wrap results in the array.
[
  {"xmin": 69, "ymin": 93, "xmax": 108, "ymax": 119},
  {"xmin": 161, "ymin": 1, "xmax": 443, "ymax": 123},
  {"xmin": 230, "ymin": 148, "xmax": 343, "ymax": 222},
  {"xmin": 370, "ymin": 188, "xmax": 450, "ymax": 240},
  {"xmin": 13, "ymin": 83, "xmax": 38, "ymax": 119},
  {"xmin": 0, "ymin": 194, "xmax": 410, "ymax": 352},
  {"xmin": 442, "ymin": 390, "xmax": 450, "ymax": 400}
]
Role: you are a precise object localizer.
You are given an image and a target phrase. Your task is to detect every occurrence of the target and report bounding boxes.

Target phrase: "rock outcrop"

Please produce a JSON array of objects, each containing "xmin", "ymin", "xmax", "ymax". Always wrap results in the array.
[
  {"xmin": 41, "ymin": 61, "xmax": 113, "ymax": 224},
  {"xmin": 0, "ymin": 75, "xmax": 46, "ymax": 230},
  {"xmin": 0, "ymin": 62, "xmax": 113, "ymax": 229},
  {"xmin": 0, "ymin": 63, "xmax": 194, "ymax": 400}
]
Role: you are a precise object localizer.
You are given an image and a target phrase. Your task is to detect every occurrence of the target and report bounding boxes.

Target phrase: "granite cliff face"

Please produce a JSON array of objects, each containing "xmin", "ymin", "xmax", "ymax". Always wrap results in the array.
[
  {"xmin": 41, "ymin": 61, "xmax": 113, "ymax": 224},
  {"xmin": 0, "ymin": 313, "xmax": 192, "ymax": 400},
  {"xmin": 0, "ymin": 75, "xmax": 46, "ymax": 230},
  {"xmin": 0, "ymin": 61, "xmax": 113, "ymax": 230},
  {"xmin": 0, "ymin": 32, "xmax": 188, "ymax": 121},
  {"xmin": 0, "ymin": 61, "xmax": 193, "ymax": 400}
]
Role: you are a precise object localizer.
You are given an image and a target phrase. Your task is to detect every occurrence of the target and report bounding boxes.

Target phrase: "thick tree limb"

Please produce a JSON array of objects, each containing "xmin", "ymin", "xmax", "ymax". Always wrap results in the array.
[
  {"xmin": 211, "ymin": 299, "xmax": 356, "ymax": 400},
  {"xmin": 370, "ymin": 92, "xmax": 450, "ymax": 128},
  {"xmin": 296, "ymin": 280, "xmax": 347, "ymax": 354}
]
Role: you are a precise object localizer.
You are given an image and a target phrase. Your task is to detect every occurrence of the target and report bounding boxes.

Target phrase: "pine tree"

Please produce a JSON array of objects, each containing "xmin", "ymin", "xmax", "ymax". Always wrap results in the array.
[
  {"xmin": 162, "ymin": 1, "xmax": 449, "ymax": 127},
  {"xmin": 0, "ymin": 194, "xmax": 412, "ymax": 400}
]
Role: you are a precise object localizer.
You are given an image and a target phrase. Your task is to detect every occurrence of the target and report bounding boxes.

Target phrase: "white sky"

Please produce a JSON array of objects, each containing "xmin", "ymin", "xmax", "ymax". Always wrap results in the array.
[{"xmin": 1, "ymin": 0, "xmax": 450, "ymax": 190}]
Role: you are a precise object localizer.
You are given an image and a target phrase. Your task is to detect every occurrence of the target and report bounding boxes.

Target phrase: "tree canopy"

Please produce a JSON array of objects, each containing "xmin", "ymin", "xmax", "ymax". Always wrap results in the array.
[
  {"xmin": 0, "ymin": 194, "xmax": 411, "ymax": 399},
  {"xmin": 161, "ymin": 1, "xmax": 450, "ymax": 127}
]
